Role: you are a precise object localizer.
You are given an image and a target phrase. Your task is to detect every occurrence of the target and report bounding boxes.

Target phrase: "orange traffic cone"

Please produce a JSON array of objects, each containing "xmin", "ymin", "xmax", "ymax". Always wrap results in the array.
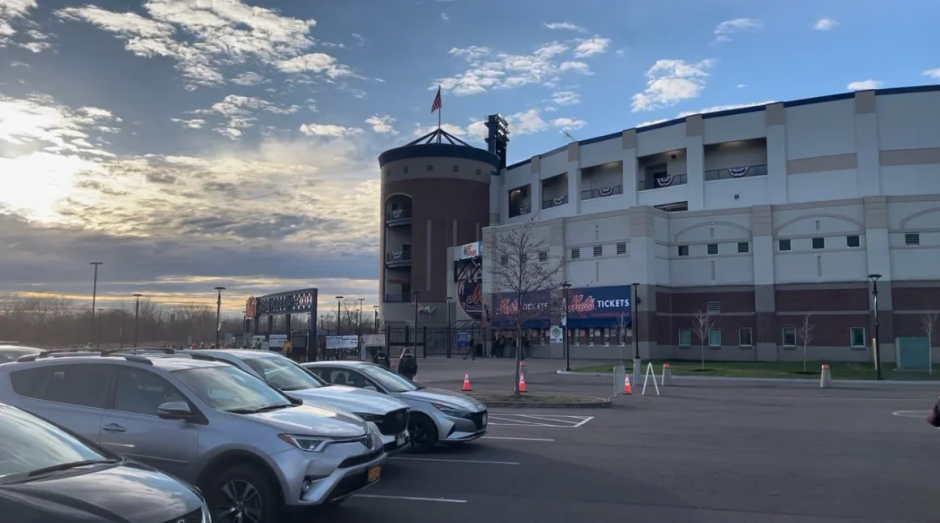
[
  {"xmin": 518, "ymin": 370, "xmax": 527, "ymax": 393},
  {"xmin": 462, "ymin": 372, "xmax": 472, "ymax": 392},
  {"xmin": 623, "ymin": 375, "xmax": 632, "ymax": 395}
]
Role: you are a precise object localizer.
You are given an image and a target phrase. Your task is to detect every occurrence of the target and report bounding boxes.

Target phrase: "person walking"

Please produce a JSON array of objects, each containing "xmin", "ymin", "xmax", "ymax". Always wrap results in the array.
[
  {"xmin": 397, "ymin": 348, "xmax": 418, "ymax": 381},
  {"xmin": 282, "ymin": 337, "xmax": 292, "ymax": 359}
]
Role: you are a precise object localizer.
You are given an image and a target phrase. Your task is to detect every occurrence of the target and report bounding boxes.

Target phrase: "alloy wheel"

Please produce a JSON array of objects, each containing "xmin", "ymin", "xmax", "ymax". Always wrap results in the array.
[{"xmin": 215, "ymin": 479, "xmax": 263, "ymax": 523}]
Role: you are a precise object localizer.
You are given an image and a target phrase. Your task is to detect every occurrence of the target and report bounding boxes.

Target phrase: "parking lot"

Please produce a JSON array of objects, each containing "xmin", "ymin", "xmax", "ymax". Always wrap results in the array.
[{"xmin": 319, "ymin": 360, "xmax": 939, "ymax": 523}]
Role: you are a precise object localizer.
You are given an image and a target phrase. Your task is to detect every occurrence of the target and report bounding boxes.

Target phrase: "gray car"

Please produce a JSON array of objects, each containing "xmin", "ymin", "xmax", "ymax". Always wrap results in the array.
[
  {"xmin": 303, "ymin": 361, "xmax": 488, "ymax": 452},
  {"xmin": 0, "ymin": 352, "xmax": 386, "ymax": 523},
  {"xmin": 185, "ymin": 349, "xmax": 412, "ymax": 454}
]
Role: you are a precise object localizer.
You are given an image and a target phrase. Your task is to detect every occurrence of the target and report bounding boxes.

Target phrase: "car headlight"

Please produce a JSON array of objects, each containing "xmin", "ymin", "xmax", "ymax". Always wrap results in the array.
[
  {"xmin": 355, "ymin": 412, "xmax": 384, "ymax": 422},
  {"xmin": 278, "ymin": 433, "xmax": 337, "ymax": 452},
  {"xmin": 432, "ymin": 403, "xmax": 469, "ymax": 418}
]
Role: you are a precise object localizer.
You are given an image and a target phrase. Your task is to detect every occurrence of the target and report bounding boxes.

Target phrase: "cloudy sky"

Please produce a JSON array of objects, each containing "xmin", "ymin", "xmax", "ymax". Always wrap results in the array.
[{"xmin": 1, "ymin": 0, "xmax": 938, "ymax": 315}]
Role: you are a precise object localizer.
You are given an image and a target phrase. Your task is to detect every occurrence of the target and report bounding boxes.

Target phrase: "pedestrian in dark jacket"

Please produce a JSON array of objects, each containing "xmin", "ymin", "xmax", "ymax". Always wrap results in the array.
[{"xmin": 398, "ymin": 348, "xmax": 418, "ymax": 381}]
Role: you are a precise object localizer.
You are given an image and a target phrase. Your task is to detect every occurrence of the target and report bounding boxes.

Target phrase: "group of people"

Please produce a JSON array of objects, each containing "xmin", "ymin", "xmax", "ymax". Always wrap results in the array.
[
  {"xmin": 371, "ymin": 347, "xmax": 418, "ymax": 381},
  {"xmin": 489, "ymin": 335, "xmax": 530, "ymax": 359}
]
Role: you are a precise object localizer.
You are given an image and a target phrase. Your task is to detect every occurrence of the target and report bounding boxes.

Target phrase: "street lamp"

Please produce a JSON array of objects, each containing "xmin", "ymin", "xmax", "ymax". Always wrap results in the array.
[
  {"xmin": 133, "ymin": 293, "xmax": 143, "ymax": 348},
  {"xmin": 335, "ymin": 296, "xmax": 343, "ymax": 336},
  {"xmin": 411, "ymin": 290, "xmax": 420, "ymax": 356},
  {"xmin": 214, "ymin": 287, "xmax": 226, "ymax": 348},
  {"xmin": 446, "ymin": 296, "xmax": 453, "ymax": 358},
  {"xmin": 96, "ymin": 308, "xmax": 107, "ymax": 349},
  {"xmin": 90, "ymin": 262, "xmax": 103, "ymax": 347},
  {"xmin": 373, "ymin": 305, "xmax": 379, "ymax": 333},
  {"xmin": 357, "ymin": 298, "xmax": 365, "ymax": 360},
  {"xmin": 562, "ymin": 283, "xmax": 571, "ymax": 372},
  {"xmin": 868, "ymin": 274, "xmax": 882, "ymax": 381}
]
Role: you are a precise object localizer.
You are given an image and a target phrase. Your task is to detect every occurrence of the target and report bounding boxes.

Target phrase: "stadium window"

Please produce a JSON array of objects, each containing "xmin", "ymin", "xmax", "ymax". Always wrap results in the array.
[
  {"xmin": 593, "ymin": 245, "xmax": 603, "ymax": 257},
  {"xmin": 571, "ymin": 248, "xmax": 580, "ymax": 260},
  {"xmin": 850, "ymin": 327, "xmax": 866, "ymax": 348},
  {"xmin": 782, "ymin": 327, "xmax": 797, "ymax": 347},
  {"xmin": 616, "ymin": 243, "xmax": 627, "ymax": 255},
  {"xmin": 846, "ymin": 235, "xmax": 860, "ymax": 248},
  {"xmin": 737, "ymin": 242, "xmax": 750, "ymax": 253},
  {"xmin": 778, "ymin": 239, "xmax": 791, "ymax": 251},
  {"xmin": 905, "ymin": 233, "xmax": 920, "ymax": 246},
  {"xmin": 707, "ymin": 244, "xmax": 718, "ymax": 255},
  {"xmin": 538, "ymin": 251, "xmax": 548, "ymax": 262},
  {"xmin": 678, "ymin": 329, "xmax": 692, "ymax": 348},
  {"xmin": 738, "ymin": 328, "xmax": 752, "ymax": 347},
  {"xmin": 678, "ymin": 245, "xmax": 689, "ymax": 257},
  {"xmin": 812, "ymin": 237, "xmax": 825, "ymax": 249}
]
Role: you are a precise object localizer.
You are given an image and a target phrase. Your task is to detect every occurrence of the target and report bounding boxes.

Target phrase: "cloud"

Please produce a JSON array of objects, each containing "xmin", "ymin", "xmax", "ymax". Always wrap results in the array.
[
  {"xmin": 441, "ymin": 13, "xmax": 449, "ymax": 21},
  {"xmin": 506, "ymin": 109, "xmax": 548, "ymax": 135},
  {"xmin": 365, "ymin": 115, "xmax": 398, "ymax": 135},
  {"xmin": 299, "ymin": 123, "xmax": 364, "ymax": 137},
  {"xmin": 351, "ymin": 32, "xmax": 365, "ymax": 45},
  {"xmin": 550, "ymin": 117, "xmax": 586, "ymax": 131},
  {"xmin": 0, "ymin": 0, "xmax": 35, "ymax": 45},
  {"xmin": 922, "ymin": 68, "xmax": 940, "ymax": 80},
  {"xmin": 631, "ymin": 59, "xmax": 715, "ymax": 112},
  {"xmin": 814, "ymin": 18, "xmax": 838, "ymax": 30},
  {"xmin": 847, "ymin": 79, "xmax": 882, "ymax": 90},
  {"xmin": 737, "ymin": 83, "xmax": 747, "ymax": 88},
  {"xmin": 57, "ymin": 1, "xmax": 357, "ymax": 90},
  {"xmin": 677, "ymin": 101, "xmax": 775, "ymax": 118},
  {"xmin": 435, "ymin": 41, "xmax": 598, "ymax": 95},
  {"xmin": 714, "ymin": 18, "xmax": 761, "ymax": 42},
  {"xmin": 171, "ymin": 118, "xmax": 207, "ymax": 129},
  {"xmin": 544, "ymin": 22, "xmax": 587, "ymax": 33},
  {"xmin": 195, "ymin": 95, "xmax": 300, "ymax": 138},
  {"xmin": 231, "ymin": 71, "xmax": 268, "ymax": 86},
  {"xmin": 413, "ymin": 123, "xmax": 468, "ymax": 138},
  {"xmin": 0, "ymin": 93, "xmax": 119, "ymax": 156},
  {"xmin": 551, "ymin": 90, "xmax": 580, "ymax": 105},
  {"xmin": 573, "ymin": 37, "xmax": 611, "ymax": 58}
]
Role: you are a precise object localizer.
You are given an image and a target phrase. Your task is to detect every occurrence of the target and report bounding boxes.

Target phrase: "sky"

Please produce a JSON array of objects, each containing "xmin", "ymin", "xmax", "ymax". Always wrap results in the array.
[{"xmin": 1, "ymin": 0, "xmax": 938, "ymax": 315}]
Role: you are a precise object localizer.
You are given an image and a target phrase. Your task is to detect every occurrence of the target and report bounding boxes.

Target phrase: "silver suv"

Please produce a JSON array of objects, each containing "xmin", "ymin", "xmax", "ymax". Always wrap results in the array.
[{"xmin": 0, "ymin": 352, "xmax": 386, "ymax": 523}]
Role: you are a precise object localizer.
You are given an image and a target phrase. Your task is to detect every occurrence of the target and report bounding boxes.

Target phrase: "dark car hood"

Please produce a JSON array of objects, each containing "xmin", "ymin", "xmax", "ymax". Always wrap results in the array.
[{"xmin": 0, "ymin": 462, "xmax": 202, "ymax": 523}]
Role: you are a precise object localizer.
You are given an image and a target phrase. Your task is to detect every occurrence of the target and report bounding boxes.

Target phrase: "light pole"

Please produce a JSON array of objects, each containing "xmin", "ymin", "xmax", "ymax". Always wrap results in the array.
[
  {"xmin": 214, "ymin": 287, "xmax": 225, "ymax": 348},
  {"xmin": 868, "ymin": 274, "xmax": 882, "ymax": 381},
  {"xmin": 446, "ymin": 296, "xmax": 453, "ymax": 358},
  {"xmin": 562, "ymin": 283, "xmax": 571, "ymax": 371},
  {"xmin": 133, "ymin": 293, "xmax": 143, "ymax": 348},
  {"xmin": 357, "ymin": 298, "xmax": 365, "ymax": 360},
  {"xmin": 335, "ymin": 296, "xmax": 343, "ymax": 336},
  {"xmin": 411, "ymin": 290, "xmax": 420, "ymax": 356},
  {"xmin": 632, "ymin": 282, "xmax": 641, "ymax": 385},
  {"xmin": 96, "ymin": 308, "xmax": 106, "ymax": 348},
  {"xmin": 373, "ymin": 305, "xmax": 379, "ymax": 333},
  {"xmin": 90, "ymin": 262, "xmax": 103, "ymax": 347}
]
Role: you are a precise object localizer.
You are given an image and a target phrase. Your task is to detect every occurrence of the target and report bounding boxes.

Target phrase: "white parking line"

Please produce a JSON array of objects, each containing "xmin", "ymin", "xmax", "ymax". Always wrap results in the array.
[
  {"xmin": 355, "ymin": 494, "xmax": 468, "ymax": 503},
  {"xmin": 487, "ymin": 414, "xmax": 594, "ymax": 428},
  {"xmin": 891, "ymin": 410, "xmax": 929, "ymax": 418},
  {"xmin": 482, "ymin": 436, "xmax": 555, "ymax": 442},
  {"xmin": 390, "ymin": 457, "xmax": 520, "ymax": 465},
  {"xmin": 573, "ymin": 416, "xmax": 595, "ymax": 428}
]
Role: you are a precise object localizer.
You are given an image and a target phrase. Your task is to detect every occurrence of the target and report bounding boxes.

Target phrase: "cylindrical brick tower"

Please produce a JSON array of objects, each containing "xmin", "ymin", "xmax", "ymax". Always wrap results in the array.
[{"xmin": 378, "ymin": 129, "xmax": 499, "ymax": 326}]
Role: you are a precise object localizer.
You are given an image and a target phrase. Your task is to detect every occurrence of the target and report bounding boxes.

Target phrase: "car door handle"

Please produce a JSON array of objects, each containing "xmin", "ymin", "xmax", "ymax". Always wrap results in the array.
[{"xmin": 103, "ymin": 423, "xmax": 126, "ymax": 433}]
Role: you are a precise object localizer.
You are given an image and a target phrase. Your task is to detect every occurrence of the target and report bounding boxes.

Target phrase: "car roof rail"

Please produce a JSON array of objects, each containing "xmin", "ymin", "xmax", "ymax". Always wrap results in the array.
[{"xmin": 15, "ymin": 350, "xmax": 153, "ymax": 365}]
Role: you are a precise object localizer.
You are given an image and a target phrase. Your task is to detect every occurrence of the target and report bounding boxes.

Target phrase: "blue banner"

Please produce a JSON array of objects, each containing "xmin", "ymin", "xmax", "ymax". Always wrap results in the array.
[
  {"xmin": 565, "ymin": 285, "xmax": 632, "ymax": 328},
  {"xmin": 457, "ymin": 331, "xmax": 471, "ymax": 347}
]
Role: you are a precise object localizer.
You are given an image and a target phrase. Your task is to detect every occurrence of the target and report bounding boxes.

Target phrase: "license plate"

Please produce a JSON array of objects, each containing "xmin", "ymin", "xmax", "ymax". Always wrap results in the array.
[
  {"xmin": 367, "ymin": 465, "xmax": 381, "ymax": 483},
  {"xmin": 482, "ymin": 412, "xmax": 488, "ymax": 426},
  {"xmin": 396, "ymin": 433, "xmax": 406, "ymax": 447}
]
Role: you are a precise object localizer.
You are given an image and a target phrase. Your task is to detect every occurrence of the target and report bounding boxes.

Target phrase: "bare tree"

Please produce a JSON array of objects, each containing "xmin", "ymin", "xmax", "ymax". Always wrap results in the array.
[
  {"xmin": 485, "ymin": 219, "xmax": 565, "ymax": 395},
  {"xmin": 924, "ymin": 313, "xmax": 937, "ymax": 374},
  {"xmin": 797, "ymin": 314, "xmax": 814, "ymax": 373},
  {"xmin": 692, "ymin": 310, "xmax": 713, "ymax": 370}
]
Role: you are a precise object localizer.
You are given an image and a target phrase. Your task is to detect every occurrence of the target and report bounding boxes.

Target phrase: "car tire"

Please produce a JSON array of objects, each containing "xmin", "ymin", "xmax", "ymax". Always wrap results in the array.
[
  {"xmin": 205, "ymin": 464, "xmax": 279, "ymax": 523},
  {"xmin": 409, "ymin": 413, "xmax": 439, "ymax": 453}
]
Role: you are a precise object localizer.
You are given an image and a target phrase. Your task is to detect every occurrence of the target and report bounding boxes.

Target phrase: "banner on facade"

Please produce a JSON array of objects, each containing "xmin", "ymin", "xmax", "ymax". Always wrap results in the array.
[
  {"xmin": 491, "ymin": 289, "xmax": 551, "ymax": 328},
  {"xmin": 565, "ymin": 285, "xmax": 632, "ymax": 328},
  {"xmin": 456, "ymin": 241, "xmax": 482, "ymax": 260},
  {"xmin": 326, "ymin": 335, "xmax": 359, "ymax": 350},
  {"xmin": 455, "ymin": 245, "xmax": 483, "ymax": 320}
]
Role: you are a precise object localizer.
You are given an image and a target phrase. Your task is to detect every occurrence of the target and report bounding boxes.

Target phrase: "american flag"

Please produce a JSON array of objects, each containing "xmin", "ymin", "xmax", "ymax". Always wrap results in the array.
[{"xmin": 431, "ymin": 87, "xmax": 442, "ymax": 113}]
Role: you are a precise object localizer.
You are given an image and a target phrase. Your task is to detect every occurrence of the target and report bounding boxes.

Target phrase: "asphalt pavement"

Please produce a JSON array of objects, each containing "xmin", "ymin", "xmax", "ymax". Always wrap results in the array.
[{"xmin": 302, "ymin": 357, "xmax": 940, "ymax": 522}]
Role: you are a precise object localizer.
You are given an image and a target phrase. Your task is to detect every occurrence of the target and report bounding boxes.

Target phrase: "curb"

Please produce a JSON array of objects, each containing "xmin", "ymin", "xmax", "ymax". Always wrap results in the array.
[{"xmin": 555, "ymin": 369, "xmax": 940, "ymax": 386}]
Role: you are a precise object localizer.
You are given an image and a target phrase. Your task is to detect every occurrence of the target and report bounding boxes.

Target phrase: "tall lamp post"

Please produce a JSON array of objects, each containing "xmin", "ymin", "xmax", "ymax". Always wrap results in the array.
[
  {"xmin": 357, "ymin": 298, "xmax": 365, "ymax": 360},
  {"xmin": 411, "ymin": 290, "xmax": 420, "ymax": 356},
  {"xmin": 335, "ymin": 296, "xmax": 344, "ymax": 335},
  {"xmin": 445, "ymin": 296, "xmax": 453, "ymax": 358},
  {"xmin": 214, "ymin": 287, "xmax": 226, "ymax": 348},
  {"xmin": 562, "ymin": 283, "xmax": 571, "ymax": 372},
  {"xmin": 96, "ymin": 308, "xmax": 106, "ymax": 349},
  {"xmin": 868, "ymin": 274, "xmax": 883, "ymax": 381},
  {"xmin": 90, "ymin": 262, "xmax": 103, "ymax": 347},
  {"xmin": 631, "ymin": 282, "xmax": 641, "ymax": 385},
  {"xmin": 373, "ymin": 305, "xmax": 379, "ymax": 333},
  {"xmin": 133, "ymin": 293, "xmax": 143, "ymax": 348}
]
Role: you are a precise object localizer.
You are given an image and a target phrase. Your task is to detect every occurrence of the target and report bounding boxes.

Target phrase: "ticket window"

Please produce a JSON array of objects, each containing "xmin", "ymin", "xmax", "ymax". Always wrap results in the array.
[
  {"xmin": 603, "ymin": 328, "xmax": 610, "ymax": 346},
  {"xmin": 574, "ymin": 329, "xmax": 583, "ymax": 346}
]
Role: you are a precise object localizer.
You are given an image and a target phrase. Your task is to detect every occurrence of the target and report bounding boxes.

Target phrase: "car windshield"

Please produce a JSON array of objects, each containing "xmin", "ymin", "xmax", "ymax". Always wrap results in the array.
[
  {"xmin": 359, "ymin": 365, "xmax": 419, "ymax": 393},
  {"xmin": 174, "ymin": 365, "xmax": 292, "ymax": 412},
  {"xmin": 241, "ymin": 355, "xmax": 323, "ymax": 391},
  {"xmin": 0, "ymin": 405, "xmax": 110, "ymax": 481}
]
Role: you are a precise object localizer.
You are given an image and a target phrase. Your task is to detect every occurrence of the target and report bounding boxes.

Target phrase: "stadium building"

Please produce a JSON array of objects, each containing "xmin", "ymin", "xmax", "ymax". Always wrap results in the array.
[{"xmin": 381, "ymin": 86, "xmax": 940, "ymax": 362}]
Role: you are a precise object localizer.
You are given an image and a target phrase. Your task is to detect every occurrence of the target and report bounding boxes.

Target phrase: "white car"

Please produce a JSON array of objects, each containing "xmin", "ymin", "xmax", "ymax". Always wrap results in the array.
[
  {"xmin": 303, "ymin": 361, "xmax": 487, "ymax": 452},
  {"xmin": 186, "ymin": 349, "xmax": 412, "ymax": 454}
]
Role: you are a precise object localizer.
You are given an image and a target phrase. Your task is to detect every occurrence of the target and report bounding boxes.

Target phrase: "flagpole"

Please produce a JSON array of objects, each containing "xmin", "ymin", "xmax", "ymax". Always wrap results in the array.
[{"xmin": 437, "ymin": 86, "xmax": 442, "ymax": 141}]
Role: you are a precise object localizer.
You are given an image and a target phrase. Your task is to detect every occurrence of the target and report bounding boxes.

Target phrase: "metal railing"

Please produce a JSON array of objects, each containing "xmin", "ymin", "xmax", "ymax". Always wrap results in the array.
[
  {"xmin": 542, "ymin": 195, "xmax": 568, "ymax": 209},
  {"xmin": 581, "ymin": 185, "xmax": 623, "ymax": 200},
  {"xmin": 704, "ymin": 164, "xmax": 768, "ymax": 181},
  {"xmin": 384, "ymin": 292, "xmax": 412, "ymax": 303},
  {"xmin": 638, "ymin": 173, "xmax": 687, "ymax": 191}
]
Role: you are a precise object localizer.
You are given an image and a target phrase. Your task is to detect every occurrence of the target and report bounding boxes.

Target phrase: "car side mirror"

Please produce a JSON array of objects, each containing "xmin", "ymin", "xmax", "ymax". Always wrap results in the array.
[{"xmin": 157, "ymin": 401, "xmax": 194, "ymax": 421}]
